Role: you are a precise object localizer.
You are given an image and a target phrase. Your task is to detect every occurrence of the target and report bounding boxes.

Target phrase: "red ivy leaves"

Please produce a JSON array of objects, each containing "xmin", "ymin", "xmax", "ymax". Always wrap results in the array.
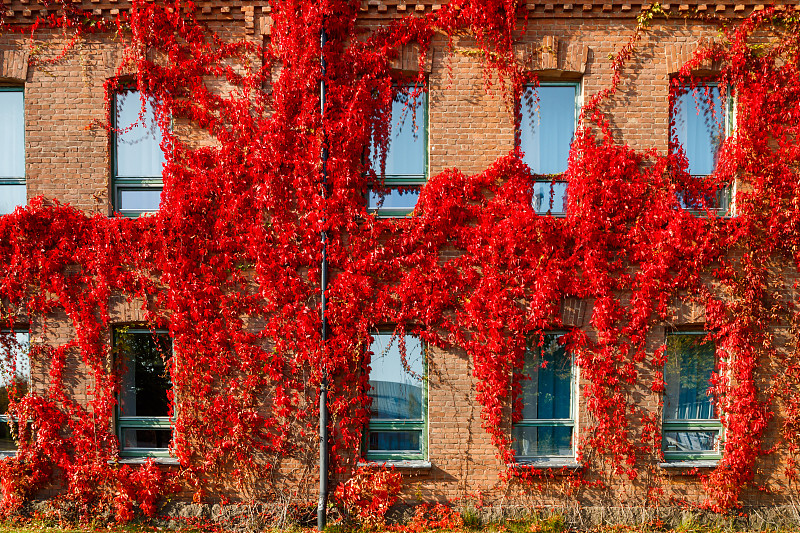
[{"xmin": 0, "ymin": 0, "xmax": 798, "ymax": 520}]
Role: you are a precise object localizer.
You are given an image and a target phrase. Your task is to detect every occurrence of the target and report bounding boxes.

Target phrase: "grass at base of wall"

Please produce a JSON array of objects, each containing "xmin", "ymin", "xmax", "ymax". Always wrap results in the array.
[
  {"xmin": 0, "ymin": 523, "xmax": 217, "ymax": 533},
  {"xmin": 1, "ymin": 516, "xmax": 799, "ymax": 533}
]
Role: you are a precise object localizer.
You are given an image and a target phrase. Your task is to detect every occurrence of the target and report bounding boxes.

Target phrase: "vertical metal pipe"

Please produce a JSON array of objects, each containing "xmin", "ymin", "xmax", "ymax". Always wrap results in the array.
[{"xmin": 317, "ymin": 18, "xmax": 329, "ymax": 533}]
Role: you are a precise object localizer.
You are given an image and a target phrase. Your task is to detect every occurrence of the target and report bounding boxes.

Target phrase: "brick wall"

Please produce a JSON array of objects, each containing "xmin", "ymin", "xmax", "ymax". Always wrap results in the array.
[{"xmin": 1, "ymin": 0, "xmax": 798, "ymax": 511}]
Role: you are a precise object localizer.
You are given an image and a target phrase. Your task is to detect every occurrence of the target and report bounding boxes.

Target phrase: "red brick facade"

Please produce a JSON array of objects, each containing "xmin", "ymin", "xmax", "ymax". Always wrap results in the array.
[{"xmin": 1, "ymin": 0, "xmax": 798, "ymax": 514}]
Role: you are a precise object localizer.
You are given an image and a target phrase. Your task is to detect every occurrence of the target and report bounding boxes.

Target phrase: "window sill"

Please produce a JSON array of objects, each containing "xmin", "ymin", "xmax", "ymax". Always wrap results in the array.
[
  {"xmin": 508, "ymin": 458, "xmax": 582, "ymax": 471},
  {"xmin": 682, "ymin": 209, "xmax": 735, "ymax": 219},
  {"xmin": 368, "ymin": 211, "xmax": 416, "ymax": 219},
  {"xmin": 357, "ymin": 459, "xmax": 432, "ymax": 470},
  {"xmin": 114, "ymin": 456, "xmax": 179, "ymax": 465},
  {"xmin": 113, "ymin": 211, "xmax": 159, "ymax": 219},
  {"xmin": 0, "ymin": 453, "xmax": 180, "ymax": 465},
  {"xmin": 659, "ymin": 460, "xmax": 719, "ymax": 470}
]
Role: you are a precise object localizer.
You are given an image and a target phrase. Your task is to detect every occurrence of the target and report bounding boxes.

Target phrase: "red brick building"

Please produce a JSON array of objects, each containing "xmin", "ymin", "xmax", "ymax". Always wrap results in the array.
[{"xmin": 0, "ymin": 0, "xmax": 798, "ymax": 521}]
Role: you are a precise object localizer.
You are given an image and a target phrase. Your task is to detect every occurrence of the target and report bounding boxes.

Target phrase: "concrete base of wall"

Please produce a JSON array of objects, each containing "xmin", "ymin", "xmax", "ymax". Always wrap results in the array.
[
  {"xmin": 155, "ymin": 502, "xmax": 800, "ymax": 531},
  {"xmin": 24, "ymin": 499, "xmax": 800, "ymax": 531},
  {"xmin": 487, "ymin": 505, "xmax": 800, "ymax": 532}
]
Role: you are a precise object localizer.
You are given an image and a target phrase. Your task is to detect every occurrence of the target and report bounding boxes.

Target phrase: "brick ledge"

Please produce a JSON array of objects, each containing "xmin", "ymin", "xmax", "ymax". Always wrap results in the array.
[
  {"xmin": 508, "ymin": 459, "xmax": 583, "ymax": 470},
  {"xmin": 357, "ymin": 459, "xmax": 432, "ymax": 469}
]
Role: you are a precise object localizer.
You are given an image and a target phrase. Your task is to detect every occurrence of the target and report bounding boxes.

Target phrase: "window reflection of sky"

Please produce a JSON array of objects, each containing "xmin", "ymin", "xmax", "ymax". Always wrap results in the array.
[
  {"xmin": 0, "ymin": 186, "xmax": 26, "ymax": 215},
  {"xmin": 0, "ymin": 91, "xmax": 25, "ymax": 179},
  {"xmin": 115, "ymin": 91, "xmax": 167, "ymax": 179},
  {"xmin": 672, "ymin": 85, "xmax": 724, "ymax": 176},
  {"xmin": 118, "ymin": 189, "xmax": 163, "ymax": 212},
  {"xmin": 520, "ymin": 85, "xmax": 577, "ymax": 175},
  {"xmin": 0, "ymin": 332, "xmax": 30, "ymax": 387},
  {"xmin": 532, "ymin": 181, "xmax": 568, "ymax": 215},
  {"xmin": 371, "ymin": 90, "xmax": 426, "ymax": 179},
  {"xmin": 367, "ymin": 189, "xmax": 420, "ymax": 210},
  {"xmin": 0, "ymin": 90, "xmax": 26, "ymax": 216},
  {"xmin": 664, "ymin": 334, "xmax": 715, "ymax": 420},
  {"xmin": 368, "ymin": 333, "xmax": 423, "ymax": 420}
]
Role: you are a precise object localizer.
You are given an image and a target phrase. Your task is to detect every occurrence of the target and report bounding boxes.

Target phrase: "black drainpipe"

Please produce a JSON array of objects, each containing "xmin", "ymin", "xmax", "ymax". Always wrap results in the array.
[{"xmin": 317, "ymin": 18, "xmax": 329, "ymax": 533}]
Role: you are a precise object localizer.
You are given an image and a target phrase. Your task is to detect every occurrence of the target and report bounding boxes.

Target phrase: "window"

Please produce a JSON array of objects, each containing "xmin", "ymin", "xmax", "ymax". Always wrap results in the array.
[
  {"xmin": 670, "ymin": 82, "xmax": 732, "ymax": 211},
  {"xmin": 0, "ymin": 330, "xmax": 30, "ymax": 455},
  {"xmin": 0, "ymin": 87, "xmax": 26, "ymax": 215},
  {"xmin": 114, "ymin": 327, "xmax": 172, "ymax": 457},
  {"xmin": 662, "ymin": 331, "xmax": 723, "ymax": 462},
  {"xmin": 519, "ymin": 82, "xmax": 579, "ymax": 216},
  {"xmin": 512, "ymin": 333, "xmax": 575, "ymax": 460},
  {"xmin": 366, "ymin": 330, "xmax": 426, "ymax": 460},
  {"xmin": 368, "ymin": 85, "xmax": 427, "ymax": 217},
  {"xmin": 112, "ymin": 90, "xmax": 167, "ymax": 217}
]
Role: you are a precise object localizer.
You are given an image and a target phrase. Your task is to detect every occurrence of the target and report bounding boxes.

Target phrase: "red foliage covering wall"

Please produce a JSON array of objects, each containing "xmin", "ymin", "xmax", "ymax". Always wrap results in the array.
[{"xmin": 0, "ymin": 0, "xmax": 799, "ymax": 521}]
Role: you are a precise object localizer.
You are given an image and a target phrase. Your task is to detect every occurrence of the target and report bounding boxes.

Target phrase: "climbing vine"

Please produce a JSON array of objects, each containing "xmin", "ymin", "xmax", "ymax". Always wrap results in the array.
[{"xmin": 0, "ymin": 0, "xmax": 798, "ymax": 522}]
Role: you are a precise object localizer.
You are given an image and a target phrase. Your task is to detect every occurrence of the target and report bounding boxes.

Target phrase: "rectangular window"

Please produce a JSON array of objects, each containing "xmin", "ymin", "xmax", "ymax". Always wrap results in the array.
[
  {"xmin": 114, "ymin": 327, "xmax": 172, "ymax": 457},
  {"xmin": 512, "ymin": 333, "xmax": 575, "ymax": 460},
  {"xmin": 113, "ymin": 90, "xmax": 166, "ymax": 217},
  {"xmin": 0, "ymin": 330, "xmax": 30, "ymax": 455},
  {"xmin": 671, "ymin": 82, "xmax": 733, "ymax": 211},
  {"xmin": 366, "ymin": 330, "xmax": 426, "ymax": 460},
  {"xmin": 519, "ymin": 82, "xmax": 579, "ymax": 216},
  {"xmin": 0, "ymin": 87, "xmax": 26, "ymax": 215},
  {"xmin": 368, "ymin": 85, "xmax": 427, "ymax": 217},
  {"xmin": 662, "ymin": 331, "xmax": 723, "ymax": 462}
]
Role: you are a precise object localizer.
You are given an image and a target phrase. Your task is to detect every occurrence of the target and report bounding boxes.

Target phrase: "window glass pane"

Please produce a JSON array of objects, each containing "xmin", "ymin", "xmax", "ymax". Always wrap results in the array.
[
  {"xmin": 367, "ymin": 188, "xmax": 420, "ymax": 211},
  {"xmin": 0, "ymin": 185, "xmax": 26, "ymax": 215},
  {"xmin": 121, "ymin": 428, "xmax": 171, "ymax": 449},
  {"xmin": 115, "ymin": 91, "xmax": 166, "ymax": 178},
  {"xmin": 117, "ymin": 330, "xmax": 171, "ymax": 417},
  {"xmin": 520, "ymin": 334, "xmax": 571, "ymax": 420},
  {"xmin": 118, "ymin": 188, "xmax": 162, "ymax": 212},
  {"xmin": 672, "ymin": 85, "xmax": 724, "ymax": 176},
  {"xmin": 664, "ymin": 334, "xmax": 715, "ymax": 420},
  {"xmin": 0, "ymin": 90, "xmax": 24, "ymax": 179},
  {"xmin": 520, "ymin": 85, "xmax": 576, "ymax": 175},
  {"xmin": 676, "ymin": 186, "xmax": 730, "ymax": 211},
  {"xmin": 663, "ymin": 430, "xmax": 719, "ymax": 453},
  {"xmin": 368, "ymin": 430, "xmax": 421, "ymax": 453},
  {"xmin": 0, "ymin": 332, "xmax": 30, "ymax": 416},
  {"xmin": 372, "ymin": 89, "xmax": 426, "ymax": 178},
  {"xmin": 368, "ymin": 333, "xmax": 423, "ymax": 420},
  {"xmin": 512, "ymin": 426, "xmax": 572, "ymax": 457},
  {"xmin": 532, "ymin": 181, "xmax": 567, "ymax": 215},
  {"xmin": 0, "ymin": 421, "xmax": 16, "ymax": 452}
]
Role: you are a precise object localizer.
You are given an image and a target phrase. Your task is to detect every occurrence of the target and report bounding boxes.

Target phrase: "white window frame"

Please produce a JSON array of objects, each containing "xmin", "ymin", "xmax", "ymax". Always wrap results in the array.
[
  {"xmin": 0, "ymin": 329, "xmax": 30, "ymax": 457},
  {"xmin": 114, "ymin": 326, "xmax": 173, "ymax": 458},
  {"xmin": 661, "ymin": 330, "xmax": 724, "ymax": 464},
  {"xmin": 512, "ymin": 332, "xmax": 579, "ymax": 466},
  {"xmin": 364, "ymin": 329, "xmax": 427, "ymax": 461}
]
